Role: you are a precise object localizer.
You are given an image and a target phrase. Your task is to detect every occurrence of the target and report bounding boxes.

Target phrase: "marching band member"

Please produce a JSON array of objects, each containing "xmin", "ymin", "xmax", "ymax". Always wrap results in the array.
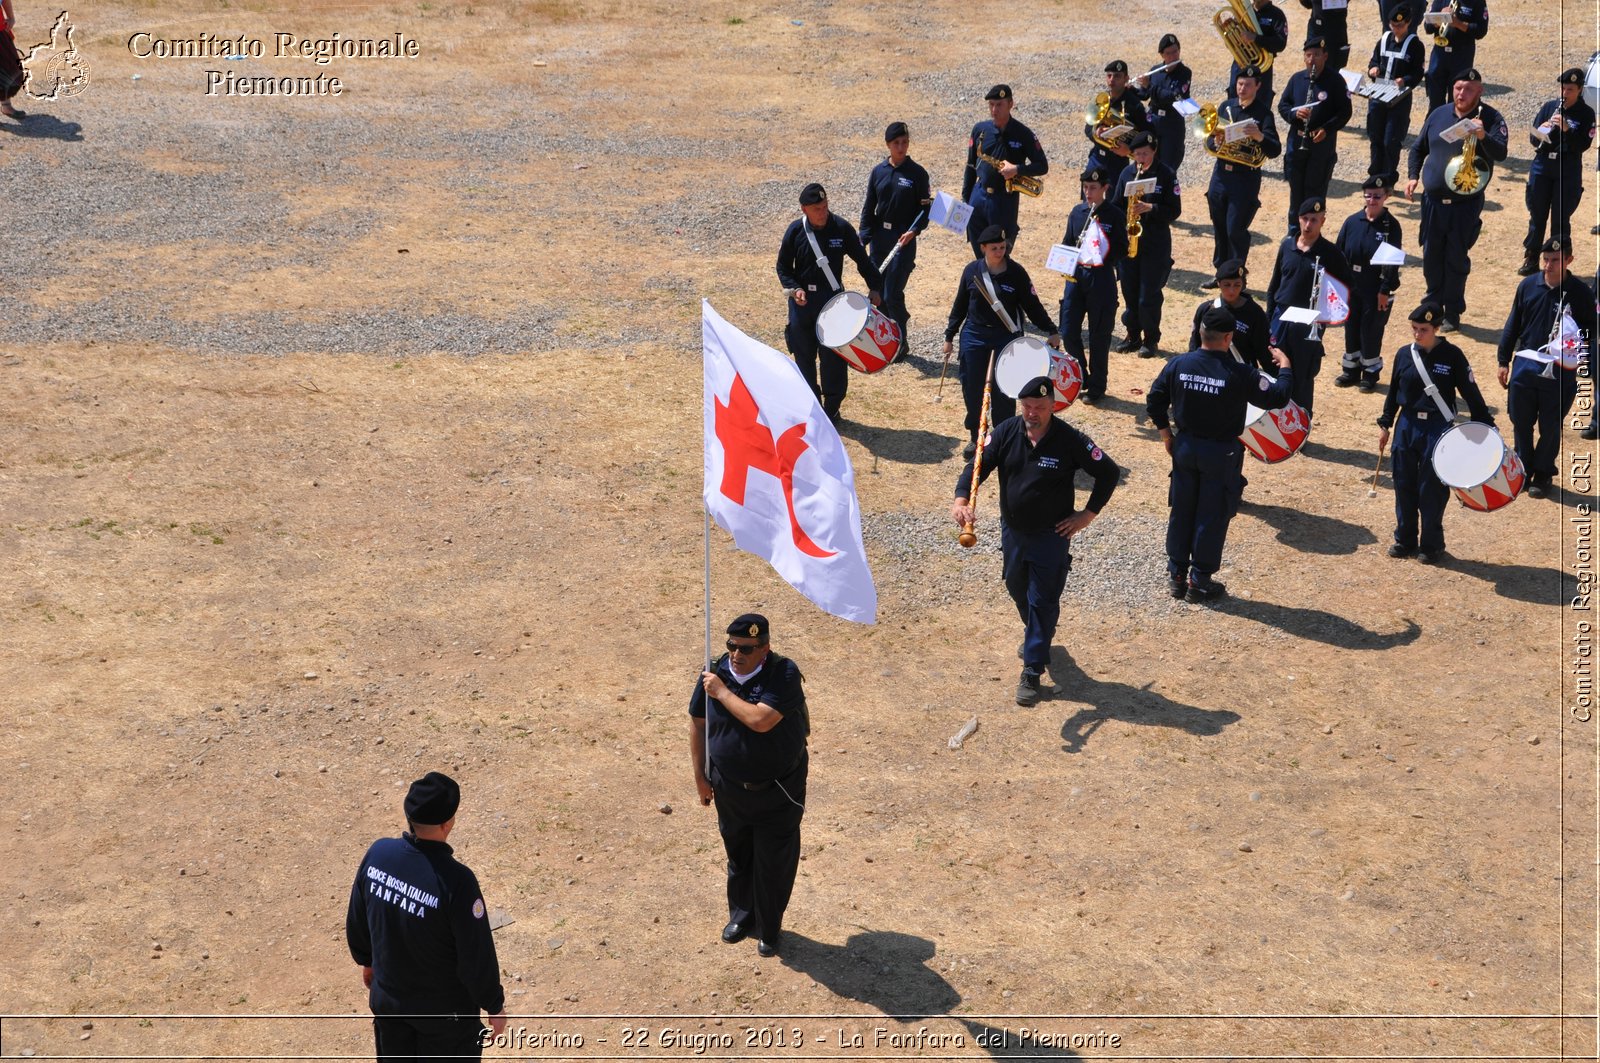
[
  {"xmin": 1297, "ymin": 0, "xmax": 1349, "ymax": 69},
  {"xmin": 1519, "ymin": 69, "xmax": 1596, "ymax": 276},
  {"xmin": 1363, "ymin": 5, "xmax": 1426, "ymax": 180},
  {"xmin": 1204, "ymin": 64, "xmax": 1281, "ymax": 280},
  {"xmin": 1377, "ymin": 302, "xmax": 1495, "ymax": 565},
  {"xmin": 1085, "ymin": 60, "xmax": 1148, "ymax": 173},
  {"xmin": 1335, "ymin": 174, "xmax": 1404, "ymax": 392},
  {"xmin": 1266, "ymin": 196, "xmax": 1353, "ymax": 419},
  {"xmin": 962, "ymin": 84, "xmax": 1049, "ymax": 257},
  {"xmin": 1112, "ymin": 131, "xmax": 1183, "ymax": 358},
  {"xmin": 1059, "ymin": 165, "xmax": 1128, "ymax": 404},
  {"xmin": 1148, "ymin": 304, "xmax": 1293, "ymax": 603},
  {"xmin": 1133, "ymin": 35, "xmax": 1193, "ymax": 174},
  {"xmin": 943, "ymin": 224, "xmax": 1062, "ymax": 458},
  {"xmin": 1406, "ymin": 67, "xmax": 1508, "ymax": 331},
  {"xmin": 858, "ymin": 122, "xmax": 931, "ymax": 350},
  {"xmin": 1422, "ymin": 0, "xmax": 1488, "ymax": 112},
  {"xmin": 1227, "ymin": 0, "xmax": 1290, "ymax": 107},
  {"xmin": 1278, "ymin": 35, "xmax": 1351, "ymax": 237},
  {"xmin": 775, "ymin": 183, "xmax": 883, "ymax": 424},
  {"xmin": 1189, "ymin": 260, "xmax": 1273, "ymax": 373},
  {"xmin": 951, "ymin": 376, "xmax": 1119, "ymax": 706},
  {"xmin": 1496, "ymin": 237, "xmax": 1598, "ymax": 498}
]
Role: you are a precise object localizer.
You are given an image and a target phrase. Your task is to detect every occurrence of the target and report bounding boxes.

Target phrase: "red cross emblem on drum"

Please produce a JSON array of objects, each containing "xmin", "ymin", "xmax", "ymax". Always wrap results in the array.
[
  {"xmin": 1240, "ymin": 392, "xmax": 1311, "ymax": 463},
  {"xmin": 815, "ymin": 292, "xmax": 903, "ymax": 373}
]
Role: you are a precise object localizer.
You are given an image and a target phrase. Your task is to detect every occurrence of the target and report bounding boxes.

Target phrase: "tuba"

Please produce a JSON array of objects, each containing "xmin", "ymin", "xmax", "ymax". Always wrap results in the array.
[
  {"xmin": 1125, "ymin": 163, "xmax": 1146, "ymax": 259},
  {"xmin": 1214, "ymin": 0, "xmax": 1274, "ymax": 73},
  {"xmin": 974, "ymin": 143, "xmax": 1044, "ymax": 197},
  {"xmin": 1085, "ymin": 91, "xmax": 1135, "ymax": 152},
  {"xmin": 1444, "ymin": 104, "xmax": 1490, "ymax": 194},
  {"xmin": 1191, "ymin": 101, "xmax": 1266, "ymax": 168}
]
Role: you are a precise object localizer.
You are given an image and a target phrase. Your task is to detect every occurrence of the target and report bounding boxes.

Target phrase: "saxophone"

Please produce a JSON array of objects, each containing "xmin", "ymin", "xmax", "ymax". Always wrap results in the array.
[
  {"xmin": 1191, "ymin": 101, "xmax": 1266, "ymax": 168},
  {"xmin": 1125, "ymin": 163, "xmax": 1146, "ymax": 259},
  {"xmin": 1214, "ymin": 0, "xmax": 1274, "ymax": 73},
  {"xmin": 1445, "ymin": 103, "xmax": 1490, "ymax": 194},
  {"xmin": 974, "ymin": 143, "xmax": 1044, "ymax": 197}
]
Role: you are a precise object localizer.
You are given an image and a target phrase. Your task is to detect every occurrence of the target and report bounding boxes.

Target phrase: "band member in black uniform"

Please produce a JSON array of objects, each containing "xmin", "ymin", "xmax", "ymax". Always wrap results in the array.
[
  {"xmin": 1520, "ymin": 69, "xmax": 1596, "ymax": 275},
  {"xmin": 1496, "ymin": 237, "xmax": 1599, "ymax": 498},
  {"xmin": 944, "ymin": 224, "xmax": 1063, "ymax": 457},
  {"xmin": 1266, "ymin": 196, "xmax": 1354, "ymax": 418},
  {"xmin": 1377, "ymin": 301, "xmax": 1495, "ymax": 563},
  {"xmin": 1335, "ymin": 174, "xmax": 1405, "ymax": 391},
  {"xmin": 776, "ymin": 183, "xmax": 884, "ymax": 423},
  {"xmin": 1376, "ymin": 0, "xmax": 1425, "ymax": 28},
  {"xmin": 951, "ymin": 376, "xmax": 1119, "ymax": 706},
  {"xmin": 1112, "ymin": 132, "xmax": 1182, "ymax": 358},
  {"xmin": 1422, "ymin": 0, "xmax": 1488, "ymax": 112},
  {"xmin": 346, "ymin": 772, "xmax": 508, "ymax": 1060},
  {"xmin": 1085, "ymin": 60, "xmax": 1148, "ymax": 173},
  {"xmin": 1298, "ymin": 0, "xmax": 1349, "ymax": 69},
  {"xmin": 691, "ymin": 613, "xmax": 810, "ymax": 959},
  {"xmin": 1059, "ymin": 165, "xmax": 1127, "ymax": 404},
  {"xmin": 1405, "ymin": 67, "xmax": 1508, "ymax": 330},
  {"xmin": 1279, "ymin": 35, "xmax": 1352, "ymax": 236},
  {"xmin": 859, "ymin": 122, "xmax": 932, "ymax": 348},
  {"xmin": 1204, "ymin": 64, "xmax": 1281, "ymax": 280},
  {"xmin": 1190, "ymin": 260, "xmax": 1273, "ymax": 372},
  {"xmin": 1364, "ymin": 6, "xmax": 1426, "ymax": 179},
  {"xmin": 1149, "ymin": 304, "xmax": 1294, "ymax": 602},
  {"xmin": 1133, "ymin": 35, "xmax": 1193, "ymax": 174},
  {"xmin": 963, "ymin": 84, "xmax": 1049, "ymax": 256},
  {"xmin": 1227, "ymin": 0, "xmax": 1290, "ymax": 107}
]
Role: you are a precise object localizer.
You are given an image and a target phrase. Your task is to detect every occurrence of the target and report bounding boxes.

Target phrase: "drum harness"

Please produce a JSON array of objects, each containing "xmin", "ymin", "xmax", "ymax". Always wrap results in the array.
[
  {"xmin": 976, "ymin": 272, "xmax": 1021, "ymax": 336},
  {"xmin": 1406, "ymin": 344, "xmax": 1459, "ymax": 424},
  {"xmin": 802, "ymin": 227, "xmax": 841, "ymax": 295}
]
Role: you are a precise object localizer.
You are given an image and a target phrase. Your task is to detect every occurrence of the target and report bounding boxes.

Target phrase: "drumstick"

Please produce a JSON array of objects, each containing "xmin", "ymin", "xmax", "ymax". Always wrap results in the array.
[
  {"xmin": 1368, "ymin": 442, "xmax": 1385, "ymax": 497},
  {"xmin": 876, "ymin": 210, "xmax": 927, "ymax": 275},
  {"xmin": 934, "ymin": 343, "xmax": 954, "ymax": 402},
  {"xmin": 959, "ymin": 350, "xmax": 998, "ymax": 548}
]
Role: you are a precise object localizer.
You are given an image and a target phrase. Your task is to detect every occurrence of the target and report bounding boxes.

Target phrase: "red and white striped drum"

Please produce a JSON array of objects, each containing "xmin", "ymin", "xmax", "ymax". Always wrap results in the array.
[
  {"xmin": 815, "ymin": 292, "xmax": 903, "ymax": 373},
  {"xmin": 1240, "ymin": 392, "xmax": 1311, "ymax": 463},
  {"xmin": 994, "ymin": 335, "xmax": 1082, "ymax": 410},
  {"xmin": 1431, "ymin": 421, "xmax": 1526, "ymax": 512}
]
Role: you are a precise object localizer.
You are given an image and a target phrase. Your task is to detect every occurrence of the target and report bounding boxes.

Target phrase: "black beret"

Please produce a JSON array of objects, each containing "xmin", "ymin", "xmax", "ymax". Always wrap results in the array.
[
  {"xmin": 1559, "ymin": 68, "xmax": 1584, "ymax": 87},
  {"xmin": 726, "ymin": 612, "xmax": 769, "ymax": 640},
  {"xmin": 976, "ymin": 223, "xmax": 1008, "ymax": 246},
  {"xmin": 405, "ymin": 771, "xmax": 461, "ymax": 826},
  {"xmin": 1386, "ymin": 4, "xmax": 1411, "ymax": 20},
  {"xmin": 1201, "ymin": 304, "xmax": 1238, "ymax": 333},
  {"xmin": 1541, "ymin": 235, "xmax": 1572, "ymax": 255},
  {"xmin": 1128, "ymin": 130, "xmax": 1157, "ymax": 150},
  {"xmin": 985, "ymin": 84, "xmax": 1012, "ymax": 101},
  {"xmin": 1409, "ymin": 301, "xmax": 1444, "ymax": 325},
  {"xmin": 1159, "ymin": 33, "xmax": 1180, "ymax": 52},
  {"xmin": 1080, "ymin": 165, "xmax": 1108, "ymax": 184},
  {"xmin": 1216, "ymin": 258, "xmax": 1247, "ymax": 281},
  {"xmin": 885, "ymin": 121, "xmax": 909, "ymax": 142},
  {"xmin": 1105, "ymin": 60, "xmax": 1128, "ymax": 74},
  {"xmin": 1017, "ymin": 375, "xmax": 1055, "ymax": 400},
  {"xmin": 1238, "ymin": 64, "xmax": 1264, "ymax": 80},
  {"xmin": 1303, "ymin": 35, "xmax": 1327, "ymax": 51},
  {"xmin": 798, "ymin": 182, "xmax": 827, "ymax": 206},
  {"xmin": 1361, "ymin": 173, "xmax": 1392, "ymax": 192},
  {"xmin": 1455, "ymin": 67, "xmax": 1482, "ymax": 84},
  {"xmin": 1297, "ymin": 196, "xmax": 1326, "ymax": 216}
]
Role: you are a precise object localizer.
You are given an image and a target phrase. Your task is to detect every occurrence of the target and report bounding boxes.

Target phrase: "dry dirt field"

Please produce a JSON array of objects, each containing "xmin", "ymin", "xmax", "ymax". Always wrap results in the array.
[{"xmin": 1, "ymin": 1, "xmax": 1597, "ymax": 1060}]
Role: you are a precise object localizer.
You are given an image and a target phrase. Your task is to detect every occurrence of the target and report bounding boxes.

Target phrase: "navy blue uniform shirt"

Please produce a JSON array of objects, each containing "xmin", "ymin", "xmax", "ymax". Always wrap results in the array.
[
  {"xmin": 1529, "ymin": 98, "xmax": 1597, "ymax": 177},
  {"xmin": 1111, "ymin": 159, "xmax": 1182, "ymax": 230},
  {"xmin": 690, "ymin": 652, "xmax": 808, "ymax": 785},
  {"xmin": 346, "ymin": 834, "xmax": 505, "ymax": 1017},
  {"xmin": 1377, "ymin": 339, "xmax": 1493, "ymax": 428},
  {"xmin": 1409, "ymin": 100, "xmax": 1509, "ymax": 192},
  {"xmin": 962, "ymin": 117, "xmax": 1048, "ymax": 202},
  {"xmin": 955, "ymin": 416, "xmax": 1119, "ymax": 532},
  {"xmin": 776, "ymin": 214, "xmax": 883, "ymax": 296},
  {"xmin": 1230, "ymin": 2, "xmax": 1289, "ymax": 94},
  {"xmin": 1336, "ymin": 208, "xmax": 1402, "ymax": 294},
  {"xmin": 1134, "ymin": 63, "xmax": 1194, "ymax": 126},
  {"xmin": 1496, "ymin": 272, "xmax": 1599, "ymax": 368},
  {"xmin": 1369, "ymin": 29, "xmax": 1425, "ymax": 86},
  {"xmin": 1208, "ymin": 95, "xmax": 1282, "ymax": 170},
  {"xmin": 1279, "ymin": 66, "xmax": 1352, "ymax": 153},
  {"xmin": 1424, "ymin": 0, "xmax": 1488, "ymax": 77},
  {"xmin": 1147, "ymin": 346, "xmax": 1294, "ymax": 439},
  {"xmin": 946, "ymin": 259, "xmax": 1058, "ymax": 342},
  {"xmin": 1189, "ymin": 295, "xmax": 1273, "ymax": 371},
  {"xmin": 1062, "ymin": 200, "xmax": 1127, "ymax": 275},
  {"xmin": 1265, "ymin": 234, "xmax": 1353, "ymax": 332},
  {"xmin": 1084, "ymin": 89, "xmax": 1148, "ymax": 169},
  {"xmin": 858, "ymin": 157, "xmax": 932, "ymax": 243}
]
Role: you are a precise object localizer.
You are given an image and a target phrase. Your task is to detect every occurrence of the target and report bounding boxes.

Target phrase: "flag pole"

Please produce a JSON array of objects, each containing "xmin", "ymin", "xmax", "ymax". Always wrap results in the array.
[{"xmin": 703, "ymin": 508, "xmax": 712, "ymax": 778}]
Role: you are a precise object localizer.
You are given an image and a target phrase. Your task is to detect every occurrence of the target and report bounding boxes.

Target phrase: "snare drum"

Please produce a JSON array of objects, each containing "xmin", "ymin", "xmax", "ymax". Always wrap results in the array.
[
  {"xmin": 994, "ymin": 335, "xmax": 1081, "ymax": 410},
  {"xmin": 1430, "ymin": 421, "xmax": 1525, "ymax": 512},
  {"xmin": 815, "ymin": 292, "xmax": 902, "ymax": 373},
  {"xmin": 1239, "ymin": 391, "xmax": 1310, "ymax": 463}
]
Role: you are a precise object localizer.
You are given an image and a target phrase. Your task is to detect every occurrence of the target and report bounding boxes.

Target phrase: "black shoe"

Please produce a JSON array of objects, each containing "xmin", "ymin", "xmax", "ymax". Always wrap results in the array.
[
  {"xmin": 1080, "ymin": 391, "xmax": 1103, "ymax": 405},
  {"xmin": 1387, "ymin": 543, "xmax": 1416, "ymax": 559},
  {"xmin": 1517, "ymin": 257, "xmax": 1539, "ymax": 277},
  {"xmin": 1527, "ymin": 481, "xmax": 1548, "ymax": 499},
  {"xmin": 1358, "ymin": 374, "xmax": 1379, "ymax": 393},
  {"xmin": 756, "ymin": 938, "xmax": 780, "ymax": 958},
  {"xmin": 1015, "ymin": 669, "xmax": 1042, "ymax": 707},
  {"xmin": 1439, "ymin": 316, "xmax": 1460, "ymax": 334},
  {"xmin": 1114, "ymin": 338, "xmax": 1142, "ymax": 353},
  {"xmin": 1417, "ymin": 550, "xmax": 1445, "ymax": 566},
  {"xmin": 1138, "ymin": 345, "xmax": 1162, "ymax": 359},
  {"xmin": 1201, "ymin": 278, "xmax": 1220, "ymax": 290},
  {"xmin": 1333, "ymin": 370, "xmax": 1360, "ymax": 388},
  {"xmin": 1582, "ymin": 424, "xmax": 1600, "ymax": 441},
  {"xmin": 961, "ymin": 441, "xmax": 976, "ymax": 460},
  {"xmin": 1185, "ymin": 579, "xmax": 1227, "ymax": 603},
  {"xmin": 1167, "ymin": 576, "xmax": 1188, "ymax": 599},
  {"xmin": 722, "ymin": 921, "xmax": 749, "ymax": 944}
]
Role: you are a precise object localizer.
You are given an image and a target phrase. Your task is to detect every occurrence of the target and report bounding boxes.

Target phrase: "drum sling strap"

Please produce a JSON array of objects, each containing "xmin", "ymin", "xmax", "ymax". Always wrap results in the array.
[
  {"xmin": 803, "ymin": 227, "xmax": 842, "ymax": 295},
  {"xmin": 977, "ymin": 272, "xmax": 1021, "ymax": 335},
  {"xmin": 1408, "ymin": 343, "xmax": 1459, "ymax": 422}
]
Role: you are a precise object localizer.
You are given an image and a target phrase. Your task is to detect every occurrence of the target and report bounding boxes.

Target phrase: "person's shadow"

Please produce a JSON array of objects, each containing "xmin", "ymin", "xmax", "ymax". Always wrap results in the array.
[
  {"xmin": 1049, "ymin": 646, "xmax": 1241, "ymax": 754},
  {"xmin": 836, "ymin": 418, "xmax": 956, "ymax": 466},
  {"xmin": 1245, "ymin": 502, "xmax": 1379, "ymax": 554},
  {"xmin": 0, "ymin": 113, "xmax": 84, "ymax": 141},
  {"xmin": 1448, "ymin": 556, "xmax": 1572, "ymax": 605},
  {"xmin": 779, "ymin": 929, "xmax": 1079, "ymax": 1059}
]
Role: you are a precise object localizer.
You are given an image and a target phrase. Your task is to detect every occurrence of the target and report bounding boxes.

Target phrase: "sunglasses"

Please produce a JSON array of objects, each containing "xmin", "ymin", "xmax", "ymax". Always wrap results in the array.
[{"xmin": 726, "ymin": 641, "xmax": 766, "ymax": 654}]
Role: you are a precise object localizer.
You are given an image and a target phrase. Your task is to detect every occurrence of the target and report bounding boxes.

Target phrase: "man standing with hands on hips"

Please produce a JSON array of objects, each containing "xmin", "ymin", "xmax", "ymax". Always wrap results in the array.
[
  {"xmin": 691, "ymin": 613, "xmax": 810, "ymax": 959},
  {"xmin": 346, "ymin": 771, "xmax": 507, "ymax": 1062}
]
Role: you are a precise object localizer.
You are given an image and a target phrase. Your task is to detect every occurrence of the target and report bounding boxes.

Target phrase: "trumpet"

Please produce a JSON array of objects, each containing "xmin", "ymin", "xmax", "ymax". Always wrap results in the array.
[
  {"xmin": 975, "ymin": 144, "xmax": 1044, "ymax": 197},
  {"xmin": 1214, "ymin": 0, "xmax": 1274, "ymax": 74},
  {"xmin": 1307, "ymin": 257, "xmax": 1324, "ymax": 342},
  {"xmin": 1427, "ymin": 1, "xmax": 1459, "ymax": 47},
  {"xmin": 1084, "ymin": 91, "xmax": 1135, "ymax": 153},
  {"xmin": 1126, "ymin": 163, "xmax": 1146, "ymax": 259},
  {"xmin": 1190, "ymin": 101, "xmax": 1266, "ymax": 168},
  {"xmin": 1445, "ymin": 103, "xmax": 1490, "ymax": 195}
]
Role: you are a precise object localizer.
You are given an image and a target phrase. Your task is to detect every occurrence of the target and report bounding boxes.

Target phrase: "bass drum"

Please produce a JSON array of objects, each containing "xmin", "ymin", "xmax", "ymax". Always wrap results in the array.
[{"xmin": 1585, "ymin": 51, "xmax": 1600, "ymax": 111}]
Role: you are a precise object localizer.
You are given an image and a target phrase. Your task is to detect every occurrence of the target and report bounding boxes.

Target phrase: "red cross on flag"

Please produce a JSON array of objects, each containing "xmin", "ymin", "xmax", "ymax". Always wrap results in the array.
[
  {"xmin": 1317, "ymin": 272, "xmax": 1351, "ymax": 326},
  {"xmin": 702, "ymin": 301, "xmax": 877, "ymax": 624}
]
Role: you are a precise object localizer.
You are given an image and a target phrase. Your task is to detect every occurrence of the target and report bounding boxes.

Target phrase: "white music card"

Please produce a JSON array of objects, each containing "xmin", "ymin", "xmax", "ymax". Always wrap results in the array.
[
  {"xmin": 1101, "ymin": 123, "xmax": 1135, "ymax": 142},
  {"xmin": 1338, "ymin": 68, "xmax": 1363, "ymax": 93},
  {"xmin": 1370, "ymin": 241, "xmax": 1407, "ymax": 266},
  {"xmin": 1219, "ymin": 119, "xmax": 1258, "ymax": 144},
  {"xmin": 1439, "ymin": 118, "xmax": 1475, "ymax": 144},
  {"xmin": 930, "ymin": 190, "xmax": 975, "ymax": 235},
  {"xmin": 1124, "ymin": 177, "xmax": 1157, "ymax": 196},
  {"xmin": 1279, "ymin": 306, "xmax": 1322, "ymax": 325},
  {"xmin": 1045, "ymin": 243, "xmax": 1081, "ymax": 276},
  {"xmin": 1173, "ymin": 98, "xmax": 1202, "ymax": 117}
]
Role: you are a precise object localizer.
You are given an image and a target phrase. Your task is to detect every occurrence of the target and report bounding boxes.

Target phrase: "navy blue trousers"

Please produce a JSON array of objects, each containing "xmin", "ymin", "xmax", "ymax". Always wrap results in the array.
[
  {"xmin": 1001, "ymin": 521, "xmax": 1071, "ymax": 673},
  {"xmin": 959, "ymin": 329, "xmax": 1014, "ymax": 441},
  {"xmin": 1508, "ymin": 360, "xmax": 1579, "ymax": 481},
  {"xmin": 1523, "ymin": 171, "xmax": 1584, "ymax": 258},
  {"xmin": 1166, "ymin": 434, "xmax": 1243, "ymax": 583},
  {"xmin": 1060, "ymin": 271, "xmax": 1118, "ymax": 396},
  {"xmin": 1341, "ymin": 285, "xmax": 1391, "ymax": 375},
  {"xmin": 1391, "ymin": 415, "xmax": 1450, "ymax": 553},
  {"xmin": 1366, "ymin": 97, "xmax": 1412, "ymax": 180},
  {"xmin": 1208, "ymin": 173, "xmax": 1261, "ymax": 268},
  {"xmin": 711, "ymin": 755, "xmax": 806, "ymax": 940},
  {"xmin": 786, "ymin": 297, "xmax": 848, "ymax": 411},
  {"xmin": 868, "ymin": 236, "xmax": 917, "ymax": 343},
  {"xmin": 1117, "ymin": 231, "xmax": 1172, "ymax": 346},
  {"xmin": 967, "ymin": 187, "xmax": 1020, "ymax": 257},
  {"xmin": 1420, "ymin": 192, "xmax": 1483, "ymax": 319}
]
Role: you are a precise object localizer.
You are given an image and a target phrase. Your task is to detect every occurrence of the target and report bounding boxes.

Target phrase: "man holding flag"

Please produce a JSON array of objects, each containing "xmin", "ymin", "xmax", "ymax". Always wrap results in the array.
[
  {"xmin": 1058, "ymin": 164, "xmax": 1127, "ymax": 404},
  {"xmin": 1266, "ymin": 197, "xmax": 1353, "ymax": 419},
  {"xmin": 1496, "ymin": 236, "xmax": 1597, "ymax": 498}
]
